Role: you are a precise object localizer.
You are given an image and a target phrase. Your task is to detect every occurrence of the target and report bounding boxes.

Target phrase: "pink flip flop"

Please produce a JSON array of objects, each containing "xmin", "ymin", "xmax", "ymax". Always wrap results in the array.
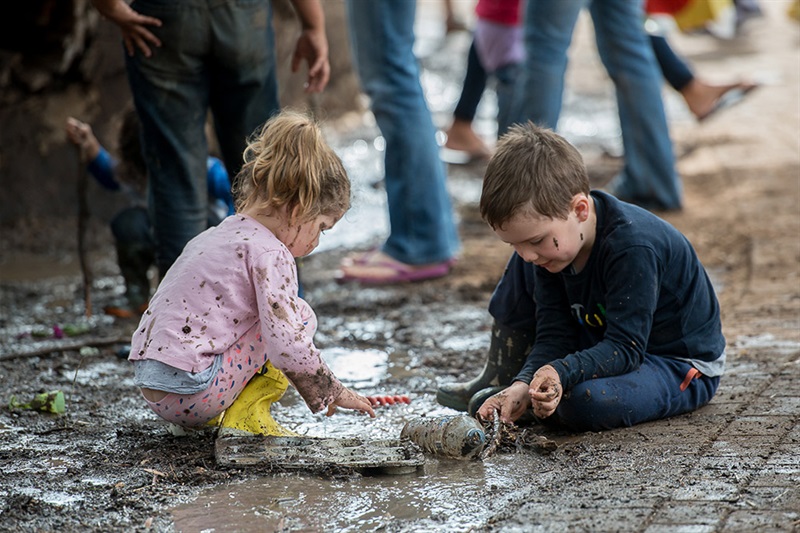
[
  {"xmin": 698, "ymin": 83, "xmax": 759, "ymax": 122},
  {"xmin": 335, "ymin": 258, "xmax": 453, "ymax": 285}
]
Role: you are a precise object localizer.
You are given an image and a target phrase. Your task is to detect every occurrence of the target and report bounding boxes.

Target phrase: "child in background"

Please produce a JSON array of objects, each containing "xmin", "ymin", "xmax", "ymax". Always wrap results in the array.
[
  {"xmin": 65, "ymin": 110, "xmax": 235, "ymax": 317},
  {"xmin": 129, "ymin": 111, "xmax": 375, "ymax": 436},
  {"xmin": 442, "ymin": 0, "xmax": 524, "ymax": 162},
  {"xmin": 473, "ymin": 122, "xmax": 725, "ymax": 431}
]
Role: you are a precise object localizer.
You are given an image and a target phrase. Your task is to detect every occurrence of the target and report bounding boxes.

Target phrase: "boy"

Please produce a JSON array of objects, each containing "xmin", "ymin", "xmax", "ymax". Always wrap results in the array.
[{"xmin": 472, "ymin": 122, "xmax": 725, "ymax": 431}]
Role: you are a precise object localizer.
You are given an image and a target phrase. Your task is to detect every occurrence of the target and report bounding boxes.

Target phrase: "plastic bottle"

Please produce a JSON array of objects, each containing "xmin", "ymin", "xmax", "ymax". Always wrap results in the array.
[{"xmin": 400, "ymin": 415, "xmax": 486, "ymax": 459}]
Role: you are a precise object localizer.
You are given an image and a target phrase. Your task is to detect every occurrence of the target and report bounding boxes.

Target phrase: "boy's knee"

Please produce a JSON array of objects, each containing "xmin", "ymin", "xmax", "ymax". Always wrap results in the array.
[{"xmin": 557, "ymin": 383, "xmax": 638, "ymax": 432}]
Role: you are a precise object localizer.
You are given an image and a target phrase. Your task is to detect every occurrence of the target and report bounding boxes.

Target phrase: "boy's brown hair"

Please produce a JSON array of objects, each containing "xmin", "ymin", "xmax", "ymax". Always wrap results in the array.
[{"xmin": 480, "ymin": 122, "xmax": 590, "ymax": 228}]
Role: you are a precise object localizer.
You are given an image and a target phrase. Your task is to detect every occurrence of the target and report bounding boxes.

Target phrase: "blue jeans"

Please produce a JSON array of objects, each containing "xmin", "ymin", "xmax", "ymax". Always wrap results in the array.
[
  {"xmin": 345, "ymin": 0, "xmax": 461, "ymax": 265},
  {"xmin": 126, "ymin": 0, "xmax": 280, "ymax": 275},
  {"xmin": 546, "ymin": 353, "xmax": 719, "ymax": 432},
  {"xmin": 513, "ymin": 0, "xmax": 682, "ymax": 210}
]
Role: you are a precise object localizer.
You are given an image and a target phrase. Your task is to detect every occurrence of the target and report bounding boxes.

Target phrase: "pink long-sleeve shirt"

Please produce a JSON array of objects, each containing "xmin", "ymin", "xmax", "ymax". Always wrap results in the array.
[{"xmin": 129, "ymin": 214, "xmax": 343, "ymax": 413}]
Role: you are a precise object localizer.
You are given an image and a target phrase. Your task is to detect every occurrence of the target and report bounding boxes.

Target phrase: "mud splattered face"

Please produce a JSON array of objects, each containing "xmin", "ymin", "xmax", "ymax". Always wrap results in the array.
[
  {"xmin": 284, "ymin": 214, "xmax": 339, "ymax": 258},
  {"xmin": 494, "ymin": 196, "xmax": 592, "ymax": 274}
]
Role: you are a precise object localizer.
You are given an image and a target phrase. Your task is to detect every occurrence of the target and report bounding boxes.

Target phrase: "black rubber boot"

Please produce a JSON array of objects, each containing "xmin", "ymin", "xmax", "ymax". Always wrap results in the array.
[
  {"xmin": 436, "ymin": 321, "xmax": 535, "ymax": 412},
  {"xmin": 467, "ymin": 385, "xmax": 505, "ymax": 417},
  {"xmin": 116, "ymin": 242, "xmax": 155, "ymax": 309}
]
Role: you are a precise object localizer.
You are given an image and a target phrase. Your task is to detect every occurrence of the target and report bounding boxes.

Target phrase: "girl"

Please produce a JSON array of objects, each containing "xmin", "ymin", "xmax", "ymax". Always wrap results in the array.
[{"xmin": 129, "ymin": 111, "xmax": 375, "ymax": 436}]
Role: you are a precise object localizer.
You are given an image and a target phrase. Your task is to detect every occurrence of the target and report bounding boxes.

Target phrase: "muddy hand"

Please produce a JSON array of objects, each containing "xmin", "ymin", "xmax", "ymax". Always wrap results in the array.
[
  {"xmin": 529, "ymin": 365, "xmax": 562, "ymax": 419},
  {"xmin": 476, "ymin": 381, "xmax": 531, "ymax": 423},
  {"xmin": 327, "ymin": 387, "xmax": 376, "ymax": 418}
]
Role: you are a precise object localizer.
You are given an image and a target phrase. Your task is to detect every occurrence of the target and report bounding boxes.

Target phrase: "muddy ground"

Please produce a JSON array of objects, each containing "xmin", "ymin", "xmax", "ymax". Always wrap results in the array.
[{"xmin": 1, "ymin": 2, "xmax": 799, "ymax": 532}]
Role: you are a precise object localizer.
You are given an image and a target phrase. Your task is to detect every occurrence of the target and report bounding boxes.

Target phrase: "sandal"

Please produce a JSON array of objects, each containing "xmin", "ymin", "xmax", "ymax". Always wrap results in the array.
[{"xmin": 336, "ymin": 251, "xmax": 454, "ymax": 285}]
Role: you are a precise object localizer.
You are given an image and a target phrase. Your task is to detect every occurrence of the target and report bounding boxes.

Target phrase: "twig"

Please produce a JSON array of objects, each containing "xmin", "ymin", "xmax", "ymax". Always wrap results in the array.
[
  {"xmin": 76, "ymin": 151, "xmax": 92, "ymax": 317},
  {"xmin": 479, "ymin": 409, "xmax": 503, "ymax": 460},
  {"xmin": 0, "ymin": 335, "xmax": 129, "ymax": 360}
]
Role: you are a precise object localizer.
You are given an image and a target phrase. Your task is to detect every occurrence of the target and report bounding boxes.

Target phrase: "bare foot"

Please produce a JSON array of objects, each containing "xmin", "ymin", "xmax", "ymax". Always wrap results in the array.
[
  {"xmin": 443, "ymin": 119, "xmax": 492, "ymax": 160},
  {"xmin": 681, "ymin": 79, "xmax": 758, "ymax": 121}
]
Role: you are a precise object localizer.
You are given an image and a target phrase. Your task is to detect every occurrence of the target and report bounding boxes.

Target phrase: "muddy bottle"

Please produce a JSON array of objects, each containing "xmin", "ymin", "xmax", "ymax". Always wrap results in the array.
[{"xmin": 400, "ymin": 415, "xmax": 486, "ymax": 459}]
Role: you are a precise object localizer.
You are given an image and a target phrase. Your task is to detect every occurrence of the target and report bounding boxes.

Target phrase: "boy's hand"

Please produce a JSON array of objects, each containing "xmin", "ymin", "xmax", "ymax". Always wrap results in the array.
[
  {"xmin": 529, "ymin": 365, "xmax": 562, "ymax": 419},
  {"xmin": 65, "ymin": 118, "xmax": 100, "ymax": 162},
  {"xmin": 326, "ymin": 387, "xmax": 376, "ymax": 418},
  {"xmin": 476, "ymin": 381, "xmax": 531, "ymax": 423}
]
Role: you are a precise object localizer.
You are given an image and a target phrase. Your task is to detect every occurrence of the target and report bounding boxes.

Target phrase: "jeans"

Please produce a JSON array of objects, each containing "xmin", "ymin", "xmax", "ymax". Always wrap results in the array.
[
  {"xmin": 543, "ymin": 352, "xmax": 719, "ymax": 432},
  {"xmin": 126, "ymin": 0, "xmax": 280, "ymax": 275},
  {"xmin": 513, "ymin": 0, "xmax": 682, "ymax": 210},
  {"xmin": 346, "ymin": 0, "xmax": 461, "ymax": 265}
]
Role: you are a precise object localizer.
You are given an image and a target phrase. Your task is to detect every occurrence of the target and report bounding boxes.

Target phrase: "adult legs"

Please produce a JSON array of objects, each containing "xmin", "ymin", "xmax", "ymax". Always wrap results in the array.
[
  {"xmin": 125, "ymin": 0, "xmax": 211, "ymax": 276},
  {"xmin": 345, "ymin": 0, "xmax": 460, "ymax": 265},
  {"xmin": 511, "ymin": 0, "xmax": 585, "ymax": 130},
  {"xmin": 208, "ymin": 0, "xmax": 280, "ymax": 183},
  {"xmin": 590, "ymin": 0, "xmax": 682, "ymax": 210}
]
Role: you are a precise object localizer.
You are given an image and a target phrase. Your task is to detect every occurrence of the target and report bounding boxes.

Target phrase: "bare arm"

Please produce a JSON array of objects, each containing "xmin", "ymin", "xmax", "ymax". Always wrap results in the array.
[
  {"xmin": 288, "ymin": 0, "xmax": 330, "ymax": 93},
  {"xmin": 91, "ymin": 0, "xmax": 162, "ymax": 57}
]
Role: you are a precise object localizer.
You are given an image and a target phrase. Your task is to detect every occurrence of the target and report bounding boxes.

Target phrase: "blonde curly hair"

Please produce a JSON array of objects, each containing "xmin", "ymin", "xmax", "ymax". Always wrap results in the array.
[{"xmin": 233, "ymin": 110, "xmax": 350, "ymax": 222}]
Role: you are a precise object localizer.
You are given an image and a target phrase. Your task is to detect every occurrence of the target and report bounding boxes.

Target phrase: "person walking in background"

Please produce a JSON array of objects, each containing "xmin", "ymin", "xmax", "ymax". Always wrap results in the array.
[
  {"xmin": 649, "ymin": 32, "xmax": 757, "ymax": 121},
  {"xmin": 441, "ymin": 0, "xmax": 525, "ymax": 164},
  {"xmin": 513, "ymin": 0, "xmax": 683, "ymax": 211},
  {"xmin": 337, "ymin": 0, "xmax": 461, "ymax": 285},
  {"xmin": 66, "ymin": 110, "xmax": 234, "ymax": 318},
  {"xmin": 90, "ymin": 0, "xmax": 330, "ymax": 278}
]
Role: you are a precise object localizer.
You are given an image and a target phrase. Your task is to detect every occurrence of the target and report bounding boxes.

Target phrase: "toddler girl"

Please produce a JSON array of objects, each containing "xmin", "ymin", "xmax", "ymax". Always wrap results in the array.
[{"xmin": 129, "ymin": 111, "xmax": 375, "ymax": 435}]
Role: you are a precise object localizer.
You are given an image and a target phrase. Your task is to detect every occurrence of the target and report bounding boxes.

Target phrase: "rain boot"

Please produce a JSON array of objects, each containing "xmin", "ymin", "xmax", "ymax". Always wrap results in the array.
[
  {"xmin": 436, "ymin": 321, "xmax": 535, "ymax": 412},
  {"xmin": 217, "ymin": 361, "xmax": 298, "ymax": 437}
]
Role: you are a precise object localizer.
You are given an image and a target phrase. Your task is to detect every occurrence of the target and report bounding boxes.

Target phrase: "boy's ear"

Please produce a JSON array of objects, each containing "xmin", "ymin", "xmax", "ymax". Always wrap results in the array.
[{"xmin": 572, "ymin": 193, "xmax": 591, "ymax": 222}]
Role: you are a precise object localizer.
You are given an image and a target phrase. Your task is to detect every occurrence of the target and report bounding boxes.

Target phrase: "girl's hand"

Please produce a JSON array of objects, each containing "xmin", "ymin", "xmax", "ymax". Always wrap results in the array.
[
  {"xmin": 529, "ymin": 365, "xmax": 562, "ymax": 419},
  {"xmin": 326, "ymin": 387, "xmax": 376, "ymax": 418},
  {"xmin": 476, "ymin": 381, "xmax": 531, "ymax": 423}
]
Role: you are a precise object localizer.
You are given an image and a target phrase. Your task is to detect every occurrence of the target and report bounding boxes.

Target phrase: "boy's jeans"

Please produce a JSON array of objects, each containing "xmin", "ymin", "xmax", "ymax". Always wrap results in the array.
[
  {"xmin": 125, "ymin": 0, "xmax": 279, "ymax": 275},
  {"xmin": 346, "ymin": 0, "xmax": 461, "ymax": 265},
  {"xmin": 514, "ymin": 0, "xmax": 682, "ymax": 210}
]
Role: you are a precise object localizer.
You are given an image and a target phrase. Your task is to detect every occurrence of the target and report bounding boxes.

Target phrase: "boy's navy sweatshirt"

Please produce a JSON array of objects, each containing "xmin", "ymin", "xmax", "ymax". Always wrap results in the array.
[{"xmin": 516, "ymin": 190, "xmax": 726, "ymax": 389}]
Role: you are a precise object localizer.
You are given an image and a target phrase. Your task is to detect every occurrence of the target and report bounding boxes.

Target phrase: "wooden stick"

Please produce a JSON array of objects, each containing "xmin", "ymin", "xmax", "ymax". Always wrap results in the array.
[
  {"xmin": 0, "ymin": 335, "xmax": 130, "ymax": 361},
  {"xmin": 76, "ymin": 151, "xmax": 92, "ymax": 316}
]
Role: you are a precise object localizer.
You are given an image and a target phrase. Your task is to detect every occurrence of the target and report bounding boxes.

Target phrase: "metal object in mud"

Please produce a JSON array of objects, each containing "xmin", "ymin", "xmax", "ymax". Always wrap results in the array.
[
  {"xmin": 215, "ymin": 435, "xmax": 425, "ymax": 475},
  {"xmin": 401, "ymin": 415, "xmax": 486, "ymax": 459}
]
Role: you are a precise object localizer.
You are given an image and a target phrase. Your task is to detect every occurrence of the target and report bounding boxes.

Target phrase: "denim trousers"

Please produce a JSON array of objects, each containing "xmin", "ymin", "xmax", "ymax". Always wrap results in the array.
[
  {"xmin": 513, "ymin": 0, "xmax": 682, "ymax": 210},
  {"xmin": 488, "ymin": 251, "xmax": 719, "ymax": 432},
  {"xmin": 125, "ymin": 0, "xmax": 280, "ymax": 275},
  {"xmin": 345, "ymin": 0, "xmax": 461, "ymax": 265}
]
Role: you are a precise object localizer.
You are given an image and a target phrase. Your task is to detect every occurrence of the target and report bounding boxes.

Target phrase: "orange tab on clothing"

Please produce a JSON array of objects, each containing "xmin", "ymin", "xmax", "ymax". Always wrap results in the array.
[{"xmin": 680, "ymin": 367, "xmax": 702, "ymax": 392}]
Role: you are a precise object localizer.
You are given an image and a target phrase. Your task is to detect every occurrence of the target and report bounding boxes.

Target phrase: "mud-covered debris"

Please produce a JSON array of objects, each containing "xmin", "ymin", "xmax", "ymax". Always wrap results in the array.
[{"xmin": 480, "ymin": 418, "xmax": 558, "ymax": 458}]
